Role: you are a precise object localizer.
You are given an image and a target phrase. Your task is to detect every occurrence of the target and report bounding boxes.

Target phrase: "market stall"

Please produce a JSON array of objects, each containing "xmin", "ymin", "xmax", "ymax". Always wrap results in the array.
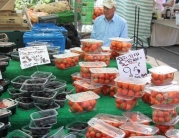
[{"xmin": 1, "ymin": 60, "xmax": 152, "ymax": 132}]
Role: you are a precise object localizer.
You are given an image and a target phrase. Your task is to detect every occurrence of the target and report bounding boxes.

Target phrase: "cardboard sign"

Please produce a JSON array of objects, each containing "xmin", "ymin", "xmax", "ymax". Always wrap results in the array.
[
  {"xmin": 116, "ymin": 49, "xmax": 147, "ymax": 78},
  {"xmin": 18, "ymin": 46, "xmax": 50, "ymax": 69}
]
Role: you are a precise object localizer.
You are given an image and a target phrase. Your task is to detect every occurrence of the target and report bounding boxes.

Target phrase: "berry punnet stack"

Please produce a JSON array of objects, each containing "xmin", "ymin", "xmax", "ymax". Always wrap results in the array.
[{"xmin": 148, "ymin": 65, "xmax": 179, "ymax": 136}]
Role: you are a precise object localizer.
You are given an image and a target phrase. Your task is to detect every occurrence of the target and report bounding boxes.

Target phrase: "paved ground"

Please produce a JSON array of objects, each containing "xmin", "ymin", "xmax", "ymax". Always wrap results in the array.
[{"xmin": 145, "ymin": 46, "xmax": 179, "ymax": 82}]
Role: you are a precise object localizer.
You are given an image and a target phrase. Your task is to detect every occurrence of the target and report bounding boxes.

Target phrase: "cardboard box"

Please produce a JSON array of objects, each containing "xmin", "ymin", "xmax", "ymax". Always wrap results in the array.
[
  {"xmin": 0, "ymin": 17, "xmax": 22, "ymax": 25},
  {"xmin": 0, "ymin": 0, "xmax": 15, "ymax": 11},
  {"xmin": 0, "ymin": 11, "xmax": 22, "ymax": 17}
]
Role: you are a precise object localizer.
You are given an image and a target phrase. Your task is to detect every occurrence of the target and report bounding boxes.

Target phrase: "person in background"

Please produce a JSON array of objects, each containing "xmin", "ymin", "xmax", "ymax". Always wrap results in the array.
[
  {"xmin": 91, "ymin": 0, "xmax": 128, "ymax": 47},
  {"xmin": 162, "ymin": 0, "xmax": 175, "ymax": 15}
]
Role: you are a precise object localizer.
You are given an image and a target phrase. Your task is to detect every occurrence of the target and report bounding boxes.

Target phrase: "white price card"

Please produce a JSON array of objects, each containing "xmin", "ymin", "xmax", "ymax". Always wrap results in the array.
[
  {"xmin": 18, "ymin": 46, "xmax": 50, "ymax": 69},
  {"xmin": 116, "ymin": 49, "xmax": 147, "ymax": 78}
]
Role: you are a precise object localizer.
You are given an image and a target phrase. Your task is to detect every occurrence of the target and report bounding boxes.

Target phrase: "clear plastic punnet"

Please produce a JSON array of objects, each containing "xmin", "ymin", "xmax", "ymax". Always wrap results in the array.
[
  {"xmin": 94, "ymin": 113, "xmax": 128, "ymax": 128},
  {"xmin": 27, "ymin": 41, "xmax": 48, "ymax": 46},
  {"xmin": 79, "ymin": 61, "xmax": 107, "ymax": 79},
  {"xmin": 66, "ymin": 91, "xmax": 100, "ymax": 114},
  {"xmin": 45, "ymin": 80, "xmax": 66, "ymax": 93},
  {"xmin": 114, "ymin": 77, "xmax": 146, "ymax": 98},
  {"xmin": 84, "ymin": 52, "xmax": 111, "ymax": 66},
  {"xmin": 155, "ymin": 116, "xmax": 179, "ymax": 135},
  {"xmin": 30, "ymin": 109, "xmax": 58, "ymax": 127},
  {"xmin": 114, "ymin": 93, "xmax": 139, "ymax": 111},
  {"xmin": 71, "ymin": 72, "xmax": 83, "ymax": 85},
  {"xmin": 6, "ymin": 129, "xmax": 32, "ymax": 138},
  {"xmin": 34, "ymin": 102, "xmax": 60, "ymax": 111},
  {"xmin": 149, "ymin": 65, "xmax": 177, "ymax": 86},
  {"xmin": 53, "ymin": 53, "xmax": 80, "ymax": 69},
  {"xmin": 90, "ymin": 67, "xmax": 118, "ymax": 85},
  {"xmin": 123, "ymin": 111, "xmax": 152, "ymax": 125},
  {"xmin": 0, "ymin": 98, "xmax": 18, "ymax": 115},
  {"xmin": 150, "ymin": 85, "xmax": 179, "ymax": 105},
  {"xmin": 80, "ymin": 39, "xmax": 103, "ymax": 53},
  {"xmin": 109, "ymin": 37, "xmax": 133, "ymax": 53},
  {"xmin": 31, "ymin": 89, "xmax": 57, "ymax": 105},
  {"xmin": 15, "ymin": 97, "xmax": 34, "ymax": 110},
  {"xmin": 20, "ymin": 78, "xmax": 48, "ymax": 92},
  {"xmin": 142, "ymin": 85, "xmax": 152, "ymax": 105},
  {"xmin": 165, "ymin": 129, "xmax": 179, "ymax": 138},
  {"xmin": 129, "ymin": 136, "xmax": 166, "ymax": 138},
  {"xmin": 29, "ymin": 120, "xmax": 51, "ymax": 136},
  {"xmin": 65, "ymin": 121, "xmax": 88, "ymax": 133},
  {"xmin": 120, "ymin": 122, "xmax": 159, "ymax": 137},
  {"xmin": 11, "ymin": 75, "xmax": 31, "ymax": 89},
  {"xmin": 70, "ymin": 47, "xmax": 85, "ymax": 60},
  {"xmin": 42, "ymin": 126, "xmax": 66, "ymax": 138},
  {"xmin": 74, "ymin": 79, "xmax": 102, "ymax": 95},
  {"xmin": 151, "ymin": 104, "xmax": 178, "ymax": 124},
  {"xmin": 87, "ymin": 118, "xmax": 125, "ymax": 138},
  {"xmin": 31, "ymin": 71, "xmax": 52, "ymax": 79}
]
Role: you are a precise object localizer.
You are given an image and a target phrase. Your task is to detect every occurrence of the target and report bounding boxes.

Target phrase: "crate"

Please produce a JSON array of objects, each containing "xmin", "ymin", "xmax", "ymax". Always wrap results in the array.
[
  {"xmin": 23, "ymin": 31, "xmax": 66, "ymax": 52},
  {"xmin": 32, "ymin": 23, "xmax": 67, "ymax": 36},
  {"xmin": 0, "ymin": 17, "xmax": 22, "ymax": 26},
  {"xmin": 38, "ymin": 14, "xmax": 59, "ymax": 25},
  {"xmin": 0, "ymin": 11, "xmax": 22, "ymax": 17},
  {"xmin": 0, "ymin": 0, "xmax": 15, "ymax": 11}
]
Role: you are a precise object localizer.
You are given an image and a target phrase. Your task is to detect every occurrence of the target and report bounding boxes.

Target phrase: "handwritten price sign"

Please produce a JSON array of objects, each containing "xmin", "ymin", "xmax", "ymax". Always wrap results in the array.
[
  {"xmin": 116, "ymin": 49, "xmax": 147, "ymax": 78},
  {"xmin": 18, "ymin": 46, "xmax": 50, "ymax": 69}
]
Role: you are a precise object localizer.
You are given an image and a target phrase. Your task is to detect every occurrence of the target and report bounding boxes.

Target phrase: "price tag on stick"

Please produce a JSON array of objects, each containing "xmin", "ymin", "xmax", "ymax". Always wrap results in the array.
[{"xmin": 116, "ymin": 49, "xmax": 147, "ymax": 78}]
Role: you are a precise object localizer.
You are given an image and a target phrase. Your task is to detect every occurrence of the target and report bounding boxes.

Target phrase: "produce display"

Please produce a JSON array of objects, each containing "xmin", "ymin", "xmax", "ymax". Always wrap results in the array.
[
  {"xmin": 123, "ymin": 111, "xmax": 152, "ymax": 125},
  {"xmin": 115, "ymin": 94, "xmax": 139, "ymax": 111},
  {"xmin": 70, "ymin": 47, "xmax": 85, "ymax": 60},
  {"xmin": 151, "ymin": 104, "xmax": 178, "ymax": 124},
  {"xmin": 65, "ymin": 121, "xmax": 88, "ymax": 133},
  {"xmin": 120, "ymin": 122, "xmax": 159, "ymax": 137},
  {"xmin": 55, "ymin": 93, "xmax": 66, "ymax": 107},
  {"xmin": 79, "ymin": 61, "xmax": 106, "ymax": 79},
  {"xmin": 74, "ymin": 79, "xmax": 102, "ymax": 95},
  {"xmin": 54, "ymin": 53, "xmax": 80, "ymax": 70},
  {"xmin": 81, "ymin": 39, "xmax": 103, "ymax": 53},
  {"xmin": 86, "ymin": 118, "xmax": 125, "ymax": 138},
  {"xmin": 115, "ymin": 77, "xmax": 146, "ymax": 98},
  {"xmin": 101, "ymin": 85, "xmax": 116, "ymax": 97},
  {"xmin": 15, "ymin": 97, "xmax": 34, "ymax": 110},
  {"xmin": 11, "ymin": 76, "xmax": 32, "ymax": 89},
  {"xmin": 30, "ymin": 109, "xmax": 58, "ymax": 127},
  {"xmin": 94, "ymin": 113, "xmax": 127, "ymax": 128},
  {"xmin": 93, "ymin": 7, "xmax": 103, "ymax": 20},
  {"xmin": 165, "ymin": 129, "xmax": 179, "ymax": 138},
  {"xmin": 90, "ymin": 68, "xmax": 118, "ymax": 85},
  {"xmin": 109, "ymin": 38, "xmax": 132, "ymax": 53},
  {"xmin": 66, "ymin": 91, "xmax": 100, "ymax": 114},
  {"xmin": 150, "ymin": 85, "xmax": 179, "ymax": 105},
  {"xmin": 84, "ymin": 52, "xmax": 111, "ymax": 66},
  {"xmin": 32, "ymin": 90, "xmax": 57, "ymax": 105},
  {"xmin": 149, "ymin": 65, "xmax": 177, "ymax": 86}
]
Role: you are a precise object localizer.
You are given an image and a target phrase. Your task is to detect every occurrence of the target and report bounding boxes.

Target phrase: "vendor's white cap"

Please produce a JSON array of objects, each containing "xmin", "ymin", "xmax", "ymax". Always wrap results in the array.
[{"xmin": 103, "ymin": 0, "xmax": 117, "ymax": 9}]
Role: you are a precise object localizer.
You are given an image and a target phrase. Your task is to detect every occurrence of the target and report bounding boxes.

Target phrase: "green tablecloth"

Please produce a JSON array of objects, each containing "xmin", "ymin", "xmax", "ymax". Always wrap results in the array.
[{"xmin": 1, "ymin": 60, "xmax": 152, "ymax": 131}]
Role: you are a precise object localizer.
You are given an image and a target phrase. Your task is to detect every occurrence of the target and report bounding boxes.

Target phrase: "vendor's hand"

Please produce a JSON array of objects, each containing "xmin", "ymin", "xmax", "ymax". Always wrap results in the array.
[{"xmin": 162, "ymin": 3, "xmax": 166, "ymax": 7}]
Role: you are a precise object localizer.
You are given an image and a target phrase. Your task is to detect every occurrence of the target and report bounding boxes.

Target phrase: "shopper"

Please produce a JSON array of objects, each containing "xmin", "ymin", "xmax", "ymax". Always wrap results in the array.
[
  {"xmin": 162, "ymin": 0, "xmax": 175, "ymax": 15},
  {"xmin": 91, "ymin": 0, "xmax": 128, "ymax": 47}
]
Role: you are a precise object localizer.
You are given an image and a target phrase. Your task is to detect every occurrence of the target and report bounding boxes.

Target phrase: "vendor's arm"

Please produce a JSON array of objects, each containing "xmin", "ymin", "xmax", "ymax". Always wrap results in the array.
[{"xmin": 162, "ymin": 0, "xmax": 175, "ymax": 7}]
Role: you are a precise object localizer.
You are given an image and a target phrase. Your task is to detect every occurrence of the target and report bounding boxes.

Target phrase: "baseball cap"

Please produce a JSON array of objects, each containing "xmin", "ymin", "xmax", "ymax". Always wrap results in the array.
[{"xmin": 103, "ymin": 0, "xmax": 117, "ymax": 9}]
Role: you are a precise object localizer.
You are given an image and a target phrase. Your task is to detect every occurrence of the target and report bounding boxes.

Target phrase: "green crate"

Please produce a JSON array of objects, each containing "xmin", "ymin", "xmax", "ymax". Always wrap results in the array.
[
  {"xmin": 55, "ymin": 11, "xmax": 81, "ymax": 24},
  {"xmin": 81, "ymin": 13, "xmax": 93, "ymax": 25}
]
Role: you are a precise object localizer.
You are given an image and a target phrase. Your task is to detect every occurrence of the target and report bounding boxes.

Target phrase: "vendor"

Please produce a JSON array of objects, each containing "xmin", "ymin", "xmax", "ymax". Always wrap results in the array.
[
  {"xmin": 90, "ymin": 0, "xmax": 128, "ymax": 47},
  {"xmin": 162, "ymin": 0, "xmax": 176, "ymax": 15}
]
